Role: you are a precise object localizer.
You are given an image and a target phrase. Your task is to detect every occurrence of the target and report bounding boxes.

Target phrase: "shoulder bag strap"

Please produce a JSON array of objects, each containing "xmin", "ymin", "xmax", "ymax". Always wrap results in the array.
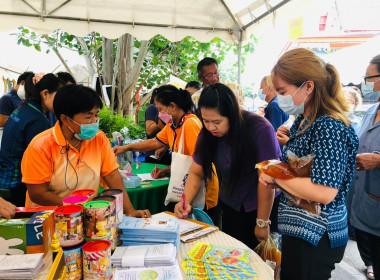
[{"xmin": 177, "ymin": 118, "xmax": 202, "ymax": 154}]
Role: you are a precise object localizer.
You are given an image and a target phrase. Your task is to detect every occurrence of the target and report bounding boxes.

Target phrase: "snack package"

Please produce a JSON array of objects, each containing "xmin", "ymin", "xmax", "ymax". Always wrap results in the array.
[
  {"xmin": 254, "ymin": 233, "xmax": 281, "ymax": 279},
  {"xmin": 256, "ymin": 152, "xmax": 321, "ymax": 215}
]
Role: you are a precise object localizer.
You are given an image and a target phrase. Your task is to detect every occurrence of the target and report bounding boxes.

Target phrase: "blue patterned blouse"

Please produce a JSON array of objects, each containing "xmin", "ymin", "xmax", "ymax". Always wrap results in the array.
[{"xmin": 278, "ymin": 115, "xmax": 359, "ymax": 248}]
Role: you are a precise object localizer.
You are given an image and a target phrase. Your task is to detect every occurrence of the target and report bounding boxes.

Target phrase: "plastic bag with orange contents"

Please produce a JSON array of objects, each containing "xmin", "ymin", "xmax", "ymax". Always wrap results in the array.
[
  {"xmin": 256, "ymin": 151, "xmax": 321, "ymax": 215},
  {"xmin": 254, "ymin": 233, "xmax": 282, "ymax": 279}
]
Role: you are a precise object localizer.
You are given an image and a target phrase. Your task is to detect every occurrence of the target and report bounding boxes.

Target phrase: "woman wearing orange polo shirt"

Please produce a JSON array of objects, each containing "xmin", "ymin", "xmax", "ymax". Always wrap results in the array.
[
  {"xmin": 114, "ymin": 85, "xmax": 218, "ymax": 212},
  {"xmin": 21, "ymin": 84, "xmax": 150, "ymax": 218}
]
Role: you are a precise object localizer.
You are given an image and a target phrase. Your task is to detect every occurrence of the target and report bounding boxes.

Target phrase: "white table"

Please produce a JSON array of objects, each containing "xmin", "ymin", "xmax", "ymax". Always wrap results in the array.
[{"xmin": 34, "ymin": 224, "xmax": 274, "ymax": 280}]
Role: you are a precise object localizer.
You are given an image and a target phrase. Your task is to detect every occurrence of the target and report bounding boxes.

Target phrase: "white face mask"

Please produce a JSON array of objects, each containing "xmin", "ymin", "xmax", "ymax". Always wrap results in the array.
[
  {"xmin": 277, "ymin": 82, "xmax": 307, "ymax": 115},
  {"xmin": 17, "ymin": 85, "xmax": 26, "ymax": 100}
]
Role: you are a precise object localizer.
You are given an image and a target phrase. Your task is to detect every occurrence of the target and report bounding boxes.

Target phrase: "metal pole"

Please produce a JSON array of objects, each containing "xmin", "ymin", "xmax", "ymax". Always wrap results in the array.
[{"xmin": 237, "ymin": 30, "xmax": 242, "ymax": 85}]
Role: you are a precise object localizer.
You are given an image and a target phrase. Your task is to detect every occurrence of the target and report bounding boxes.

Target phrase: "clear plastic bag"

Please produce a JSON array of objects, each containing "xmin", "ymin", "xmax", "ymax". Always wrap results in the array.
[
  {"xmin": 254, "ymin": 233, "xmax": 282, "ymax": 279},
  {"xmin": 256, "ymin": 152, "xmax": 321, "ymax": 215}
]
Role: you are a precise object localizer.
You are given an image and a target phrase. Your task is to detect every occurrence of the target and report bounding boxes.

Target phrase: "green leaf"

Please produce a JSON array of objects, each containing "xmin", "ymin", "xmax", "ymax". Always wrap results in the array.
[
  {"xmin": 33, "ymin": 44, "xmax": 41, "ymax": 51},
  {"xmin": 152, "ymin": 57, "xmax": 159, "ymax": 64},
  {"xmin": 22, "ymin": 29, "xmax": 30, "ymax": 34}
]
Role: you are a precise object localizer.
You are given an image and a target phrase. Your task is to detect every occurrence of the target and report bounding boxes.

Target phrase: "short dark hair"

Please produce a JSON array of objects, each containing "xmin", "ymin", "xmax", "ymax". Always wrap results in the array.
[
  {"xmin": 185, "ymin": 81, "xmax": 202, "ymax": 90},
  {"xmin": 197, "ymin": 57, "xmax": 218, "ymax": 76},
  {"xmin": 56, "ymin": 72, "xmax": 76, "ymax": 85},
  {"xmin": 153, "ymin": 84, "xmax": 195, "ymax": 113},
  {"xmin": 24, "ymin": 73, "xmax": 62, "ymax": 105},
  {"xmin": 370, "ymin": 54, "xmax": 380, "ymax": 73},
  {"xmin": 54, "ymin": 84, "xmax": 103, "ymax": 123},
  {"xmin": 17, "ymin": 71, "xmax": 34, "ymax": 85}
]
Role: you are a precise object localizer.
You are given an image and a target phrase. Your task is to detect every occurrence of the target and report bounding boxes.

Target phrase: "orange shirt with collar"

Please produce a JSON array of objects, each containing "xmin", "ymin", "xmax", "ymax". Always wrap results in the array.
[
  {"xmin": 155, "ymin": 113, "xmax": 202, "ymax": 156},
  {"xmin": 21, "ymin": 121, "xmax": 118, "ymax": 207}
]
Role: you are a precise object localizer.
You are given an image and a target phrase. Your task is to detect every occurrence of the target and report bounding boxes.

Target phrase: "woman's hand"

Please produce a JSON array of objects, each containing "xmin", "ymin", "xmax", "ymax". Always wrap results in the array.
[
  {"xmin": 113, "ymin": 145, "xmax": 127, "ymax": 156},
  {"xmin": 277, "ymin": 126, "xmax": 290, "ymax": 135},
  {"xmin": 151, "ymin": 167, "xmax": 170, "ymax": 179},
  {"xmin": 126, "ymin": 209, "xmax": 152, "ymax": 218},
  {"xmin": 255, "ymin": 225, "xmax": 270, "ymax": 242},
  {"xmin": 174, "ymin": 201, "xmax": 192, "ymax": 219},
  {"xmin": 155, "ymin": 147, "xmax": 167, "ymax": 160},
  {"xmin": 276, "ymin": 130, "xmax": 289, "ymax": 146},
  {"xmin": 259, "ymin": 173, "xmax": 276, "ymax": 189},
  {"xmin": 0, "ymin": 197, "xmax": 16, "ymax": 219}
]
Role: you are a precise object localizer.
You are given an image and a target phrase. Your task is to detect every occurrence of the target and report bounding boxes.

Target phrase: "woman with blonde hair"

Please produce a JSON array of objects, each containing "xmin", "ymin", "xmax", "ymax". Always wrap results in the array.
[{"xmin": 259, "ymin": 48, "xmax": 359, "ymax": 280}]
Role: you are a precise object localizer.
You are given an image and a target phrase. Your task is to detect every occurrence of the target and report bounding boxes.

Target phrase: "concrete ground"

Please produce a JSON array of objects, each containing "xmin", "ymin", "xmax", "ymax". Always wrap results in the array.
[{"xmin": 331, "ymin": 239, "xmax": 369, "ymax": 280}]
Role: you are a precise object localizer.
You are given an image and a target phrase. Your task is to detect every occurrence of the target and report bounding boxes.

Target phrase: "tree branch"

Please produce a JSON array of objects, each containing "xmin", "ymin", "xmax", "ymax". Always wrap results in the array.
[{"xmin": 43, "ymin": 34, "xmax": 73, "ymax": 75}]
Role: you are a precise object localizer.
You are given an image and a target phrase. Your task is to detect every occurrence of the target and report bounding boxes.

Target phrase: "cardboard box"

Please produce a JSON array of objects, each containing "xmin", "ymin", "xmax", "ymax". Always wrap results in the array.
[{"xmin": 0, "ymin": 207, "xmax": 55, "ymax": 255}]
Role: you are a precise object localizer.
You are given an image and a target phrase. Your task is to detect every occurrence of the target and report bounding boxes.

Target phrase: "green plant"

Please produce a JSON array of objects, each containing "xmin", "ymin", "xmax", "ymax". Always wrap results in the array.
[{"xmin": 99, "ymin": 107, "xmax": 146, "ymax": 140}]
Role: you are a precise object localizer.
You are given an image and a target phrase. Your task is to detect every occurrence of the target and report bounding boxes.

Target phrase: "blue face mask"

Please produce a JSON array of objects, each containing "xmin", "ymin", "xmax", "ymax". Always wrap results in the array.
[
  {"xmin": 361, "ymin": 80, "xmax": 380, "ymax": 101},
  {"xmin": 258, "ymin": 89, "xmax": 266, "ymax": 101},
  {"xmin": 277, "ymin": 82, "xmax": 307, "ymax": 115},
  {"xmin": 68, "ymin": 118, "xmax": 99, "ymax": 140}
]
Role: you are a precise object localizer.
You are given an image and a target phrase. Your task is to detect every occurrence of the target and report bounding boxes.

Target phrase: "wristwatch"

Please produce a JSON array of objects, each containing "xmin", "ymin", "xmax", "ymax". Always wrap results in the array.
[{"xmin": 256, "ymin": 218, "xmax": 271, "ymax": 228}]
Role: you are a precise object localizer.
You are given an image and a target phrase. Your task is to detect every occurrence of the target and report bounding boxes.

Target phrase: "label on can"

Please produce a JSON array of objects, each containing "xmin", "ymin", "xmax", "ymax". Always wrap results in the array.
[
  {"xmin": 84, "ymin": 201, "xmax": 111, "ymax": 240},
  {"xmin": 62, "ymin": 243, "xmax": 83, "ymax": 280},
  {"xmin": 83, "ymin": 240, "xmax": 112, "ymax": 280},
  {"xmin": 100, "ymin": 189, "xmax": 123, "ymax": 225},
  {"xmin": 54, "ymin": 205, "xmax": 84, "ymax": 247}
]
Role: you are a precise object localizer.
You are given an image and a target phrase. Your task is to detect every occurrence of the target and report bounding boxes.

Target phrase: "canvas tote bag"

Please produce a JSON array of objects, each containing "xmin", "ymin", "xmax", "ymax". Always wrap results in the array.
[{"xmin": 164, "ymin": 118, "xmax": 206, "ymax": 209}]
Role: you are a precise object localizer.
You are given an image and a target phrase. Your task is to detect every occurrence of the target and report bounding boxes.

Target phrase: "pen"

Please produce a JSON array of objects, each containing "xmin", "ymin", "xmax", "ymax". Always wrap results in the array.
[{"xmin": 182, "ymin": 193, "xmax": 187, "ymax": 219}]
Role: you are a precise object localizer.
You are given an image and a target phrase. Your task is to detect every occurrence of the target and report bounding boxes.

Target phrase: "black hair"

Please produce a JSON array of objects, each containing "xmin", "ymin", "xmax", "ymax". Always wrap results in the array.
[
  {"xmin": 153, "ymin": 84, "xmax": 195, "ymax": 113},
  {"xmin": 197, "ymin": 83, "xmax": 248, "ymax": 196},
  {"xmin": 185, "ymin": 81, "xmax": 202, "ymax": 90},
  {"xmin": 197, "ymin": 57, "xmax": 218, "ymax": 76},
  {"xmin": 17, "ymin": 71, "xmax": 34, "ymax": 85},
  {"xmin": 370, "ymin": 54, "xmax": 380, "ymax": 73},
  {"xmin": 54, "ymin": 84, "xmax": 103, "ymax": 123},
  {"xmin": 150, "ymin": 87, "xmax": 160, "ymax": 105},
  {"xmin": 24, "ymin": 73, "xmax": 62, "ymax": 105},
  {"xmin": 56, "ymin": 72, "xmax": 76, "ymax": 85}
]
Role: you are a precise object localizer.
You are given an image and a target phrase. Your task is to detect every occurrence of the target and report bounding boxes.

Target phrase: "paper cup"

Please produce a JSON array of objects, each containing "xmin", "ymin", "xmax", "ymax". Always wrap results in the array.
[
  {"xmin": 54, "ymin": 205, "xmax": 84, "ymax": 247},
  {"xmin": 62, "ymin": 242, "xmax": 83, "ymax": 280},
  {"xmin": 83, "ymin": 201, "xmax": 111, "ymax": 240},
  {"xmin": 63, "ymin": 195, "xmax": 89, "ymax": 206},
  {"xmin": 82, "ymin": 240, "xmax": 112, "ymax": 280},
  {"xmin": 72, "ymin": 189, "xmax": 96, "ymax": 201},
  {"xmin": 100, "ymin": 189, "xmax": 123, "ymax": 224}
]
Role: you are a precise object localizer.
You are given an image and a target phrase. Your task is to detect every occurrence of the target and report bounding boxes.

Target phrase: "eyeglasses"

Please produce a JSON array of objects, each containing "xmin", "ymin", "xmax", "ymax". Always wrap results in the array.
[
  {"xmin": 203, "ymin": 72, "xmax": 220, "ymax": 80},
  {"xmin": 364, "ymin": 74, "xmax": 380, "ymax": 84}
]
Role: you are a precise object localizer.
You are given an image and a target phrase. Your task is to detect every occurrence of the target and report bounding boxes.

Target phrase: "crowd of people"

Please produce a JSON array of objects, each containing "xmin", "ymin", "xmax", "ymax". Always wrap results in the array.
[{"xmin": 0, "ymin": 49, "xmax": 379, "ymax": 280}]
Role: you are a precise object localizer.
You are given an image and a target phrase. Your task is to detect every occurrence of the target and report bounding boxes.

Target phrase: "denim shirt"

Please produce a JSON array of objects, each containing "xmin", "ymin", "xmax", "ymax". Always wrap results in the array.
[
  {"xmin": 350, "ymin": 103, "xmax": 380, "ymax": 237},
  {"xmin": 279, "ymin": 115, "xmax": 359, "ymax": 247}
]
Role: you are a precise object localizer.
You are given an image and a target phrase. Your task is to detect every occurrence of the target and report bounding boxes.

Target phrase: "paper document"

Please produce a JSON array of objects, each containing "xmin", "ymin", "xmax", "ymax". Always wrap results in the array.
[
  {"xmin": 111, "ymin": 244, "xmax": 176, "ymax": 267},
  {"xmin": 0, "ymin": 253, "xmax": 44, "ymax": 279},
  {"xmin": 137, "ymin": 173, "xmax": 169, "ymax": 181},
  {"xmin": 114, "ymin": 261, "xmax": 183, "ymax": 280},
  {"xmin": 153, "ymin": 212, "xmax": 203, "ymax": 235}
]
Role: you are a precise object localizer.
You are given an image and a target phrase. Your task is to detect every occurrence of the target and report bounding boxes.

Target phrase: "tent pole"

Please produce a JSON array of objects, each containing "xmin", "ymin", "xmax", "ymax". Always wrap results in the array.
[{"xmin": 237, "ymin": 30, "xmax": 242, "ymax": 85}]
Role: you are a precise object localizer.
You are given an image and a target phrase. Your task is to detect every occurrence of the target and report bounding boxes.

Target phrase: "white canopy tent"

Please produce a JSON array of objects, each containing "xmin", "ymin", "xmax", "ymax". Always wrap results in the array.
[{"xmin": 0, "ymin": 0, "xmax": 325, "ymax": 83}]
